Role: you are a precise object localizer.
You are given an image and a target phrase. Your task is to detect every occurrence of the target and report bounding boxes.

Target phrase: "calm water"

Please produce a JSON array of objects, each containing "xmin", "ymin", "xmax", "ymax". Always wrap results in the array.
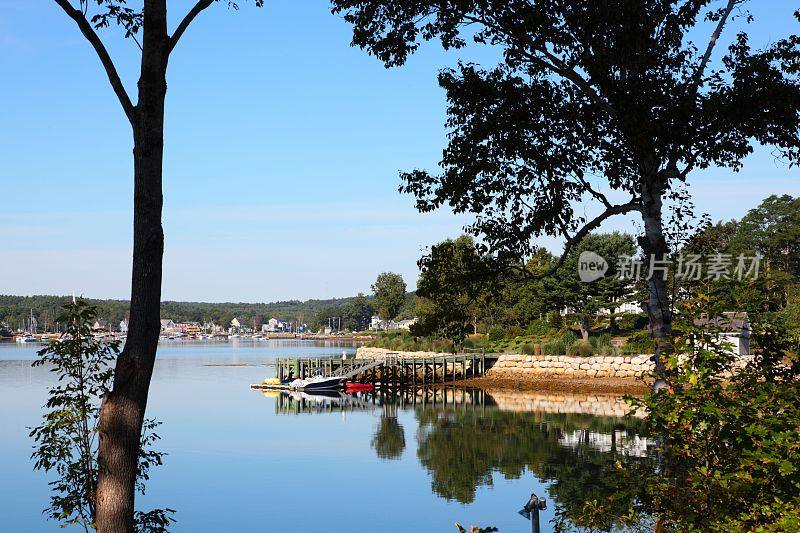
[{"xmin": 0, "ymin": 339, "xmax": 652, "ymax": 532}]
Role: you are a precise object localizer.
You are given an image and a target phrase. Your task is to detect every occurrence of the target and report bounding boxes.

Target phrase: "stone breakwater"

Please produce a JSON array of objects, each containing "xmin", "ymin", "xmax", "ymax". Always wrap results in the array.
[
  {"xmin": 355, "ymin": 346, "xmax": 445, "ymax": 359},
  {"xmin": 489, "ymin": 353, "xmax": 654, "ymax": 378},
  {"xmin": 485, "ymin": 389, "xmax": 639, "ymax": 418},
  {"xmin": 355, "ymin": 346, "xmax": 654, "ymax": 379}
]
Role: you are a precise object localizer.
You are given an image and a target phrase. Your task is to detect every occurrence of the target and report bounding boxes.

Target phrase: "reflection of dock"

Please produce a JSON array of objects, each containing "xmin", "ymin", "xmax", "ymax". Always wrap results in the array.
[
  {"xmin": 271, "ymin": 387, "xmax": 491, "ymax": 415},
  {"xmin": 273, "ymin": 354, "xmax": 494, "ymax": 386},
  {"xmin": 263, "ymin": 386, "xmax": 642, "ymax": 419}
]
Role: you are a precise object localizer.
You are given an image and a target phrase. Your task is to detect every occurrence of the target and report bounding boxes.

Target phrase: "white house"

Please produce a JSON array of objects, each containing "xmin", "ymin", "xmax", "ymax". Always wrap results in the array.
[
  {"xmin": 695, "ymin": 312, "xmax": 751, "ymax": 356},
  {"xmin": 396, "ymin": 318, "xmax": 418, "ymax": 331},
  {"xmin": 262, "ymin": 317, "xmax": 288, "ymax": 333},
  {"xmin": 369, "ymin": 315, "xmax": 384, "ymax": 330}
]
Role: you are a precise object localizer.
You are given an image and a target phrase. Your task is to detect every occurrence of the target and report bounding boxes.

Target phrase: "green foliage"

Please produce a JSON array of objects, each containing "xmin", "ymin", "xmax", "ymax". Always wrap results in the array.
[
  {"xmin": 615, "ymin": 313, "xmax": 648, "ymax": 333},
  {"xmin": 486, "ymin": 327, "xmax": 505, "ymax": 342},
  {"xmin": 560, "ymin": 330, "xmax": 578, "ymax": 346},
  {"xmin": 521, "ymin": 342, "xmax": 537, "ymax": 355},
  {"xmin": 621, "ymin": 330, "xmax": 654, "ymax": 355},
  {"xmin": 525, "ymin": 319, "xmax": 551, "ymax": 337},
  {"xmin": 372, "ymin": 272, "xmax": 407, "ymax": 322},
  {"xmin": 412, "ymin": 236, "xmax": 496, "ymax": 346},
  {"xmin": 548, "ymin": 233, "xmax": 638, "ymax": 337},
  {"xmin": 333, "ymin": 0, "xmax": 800, "ymax": 293},
  {"xmin": 626, "ymin": 305, "xmax": 800, "ymax": 531},
  {"xmin": 542, "ymin": 339, "xmax": 567, "ymax": 356},
  {"xmin": 566, "ymin": 341, "xmax": 593, "ymax": 357},
  {"xmin": 29, "ymin": 301, "xmax": 174, "ymax": 532}
]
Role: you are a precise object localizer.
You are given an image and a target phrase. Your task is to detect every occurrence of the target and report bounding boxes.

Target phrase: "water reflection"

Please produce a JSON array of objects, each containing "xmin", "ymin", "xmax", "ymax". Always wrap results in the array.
[
  {"xmin": 372, "ymin": 404, "xmax": 406, "ymax": 460},
  {"xmin": 262, "ymin": 387, "xmax": 657, "ymax": 531}
]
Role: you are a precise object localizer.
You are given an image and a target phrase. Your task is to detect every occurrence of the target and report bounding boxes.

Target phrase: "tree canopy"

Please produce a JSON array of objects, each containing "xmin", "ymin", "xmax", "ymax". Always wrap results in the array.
[
  {"xmin": 548, "ymin": 232, "xmax": 637, "ymax": 340},
  {"xmin": 333, "ymin": 0, "xmax": 800, "ymax": 383},
  {"xmin": 372, "ymin": 272, "xmax": 408, "ymax": 322},
  {"xmin": 412, "ymin": 236, "xmax": 497, "ymax": 345}
]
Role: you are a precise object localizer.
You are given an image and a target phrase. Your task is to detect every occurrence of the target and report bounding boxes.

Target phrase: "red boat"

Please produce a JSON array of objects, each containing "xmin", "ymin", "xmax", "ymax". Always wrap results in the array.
[{"xmin": 344, "ymin": 382, "xmax": 374, "ymax": 392}]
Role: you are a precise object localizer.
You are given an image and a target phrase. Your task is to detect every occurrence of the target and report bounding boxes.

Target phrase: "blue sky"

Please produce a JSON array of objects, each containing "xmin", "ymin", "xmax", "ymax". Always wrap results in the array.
[{"xmin": 1, "ymin": 1, "xmax": 798, "ymax": 303}]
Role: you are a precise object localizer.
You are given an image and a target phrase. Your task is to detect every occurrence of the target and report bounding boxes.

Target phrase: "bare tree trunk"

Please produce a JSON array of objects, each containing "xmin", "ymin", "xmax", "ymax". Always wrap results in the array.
[
  {"xmin": 579, "ymin": 315, "xmax": 590, "ymax": 342},
  {"xmin": 95, "ymin": 2, "xmax": 168, "ymax": 531},
  {"xmin": 640, "ymin": 176, "xmax": 672, "ymax": 390}
]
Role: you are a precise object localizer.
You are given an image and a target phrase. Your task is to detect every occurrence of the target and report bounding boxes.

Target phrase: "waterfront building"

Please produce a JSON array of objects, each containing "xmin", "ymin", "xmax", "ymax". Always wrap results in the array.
[{"xmin": 177, "ymin": 322, "xmax": 201, "ymax": 336}]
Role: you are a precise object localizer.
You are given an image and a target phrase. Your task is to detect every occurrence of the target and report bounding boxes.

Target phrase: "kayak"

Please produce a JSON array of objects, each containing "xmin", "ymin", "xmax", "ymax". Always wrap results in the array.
[{"xmin": 344, "ymin": 382, "xmax": 374, "ymax": 392}]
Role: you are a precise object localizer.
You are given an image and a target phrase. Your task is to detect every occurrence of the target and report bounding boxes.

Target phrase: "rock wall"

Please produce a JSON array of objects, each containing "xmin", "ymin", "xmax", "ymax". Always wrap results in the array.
[
  {"xmin": 355, "ymin": 346, "xmax": 443, "ymax": 359},
  {"xmin": 490, "ymin": 353, "xmax": 653, "ymax": 378},
  {"xmin": 356, "ymin": 346, "xmax": 653, "ymax": 379}
]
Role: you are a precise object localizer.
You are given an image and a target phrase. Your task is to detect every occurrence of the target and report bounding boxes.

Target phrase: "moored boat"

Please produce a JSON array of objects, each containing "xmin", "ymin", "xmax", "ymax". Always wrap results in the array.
[{"xmin": 289, "ymin": 375, "xmax": 345, "ymax": 391}]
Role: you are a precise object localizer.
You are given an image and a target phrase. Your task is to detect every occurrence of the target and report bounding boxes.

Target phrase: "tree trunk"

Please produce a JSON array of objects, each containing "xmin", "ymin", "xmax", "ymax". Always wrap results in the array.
[
  {"xmin": 579, "ymin": 315, "xmax": 590, "ymax": 342},
  {"xmin": 640, "ymin": 176, "xmax": 672, "ymax": 389},
  {"xmin": 95, "ymin": 2, "xmax": 168, "ymax": 532}
]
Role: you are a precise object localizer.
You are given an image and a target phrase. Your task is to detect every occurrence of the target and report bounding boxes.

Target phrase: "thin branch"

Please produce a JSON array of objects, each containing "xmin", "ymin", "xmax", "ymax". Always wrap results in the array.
[
  {"xmin": 693, "ymin": 0, "xmax": 738, "ymax": 89},
  {"xmin": 542, "ymin": 199, "xmax": 642, "ymax": 278},
  {"xmin": 169, "ymin": 0, "xmax": 214, "ymax": 55},
  {"xmin": 573, "ymin": 173, "xmax": 612, "ymax": 208},
  {"xmin": 534, "ymin": 47, "xmax": 619, "ymax": 119},
  {"xmin": 53, "ymin": 0, "xmax": 136, "ymax": 127}
]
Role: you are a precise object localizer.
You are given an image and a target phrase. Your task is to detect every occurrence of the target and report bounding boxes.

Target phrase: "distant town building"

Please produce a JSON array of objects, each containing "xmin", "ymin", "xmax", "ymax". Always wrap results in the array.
[
  {"xmin": 369, "ymin": 315, "xmax": 417, "ymax": 331},
  {"xmin": 119, "ymin": 320, "xmax": 128, "ymax": 334},
  {"xmin": 92, "ymin": 319, "xmax": 109, "ymax": 332},
  {"xmin": 177, "ymin": 322, "xmax": 201, "ymax": 336},
  {"xmin": 263, "ymin": 317, "xmax": 290, "ymax": 333},
  {"xmin": 230, "ymin": 317, "xmax": 252, "ymax": 334}
]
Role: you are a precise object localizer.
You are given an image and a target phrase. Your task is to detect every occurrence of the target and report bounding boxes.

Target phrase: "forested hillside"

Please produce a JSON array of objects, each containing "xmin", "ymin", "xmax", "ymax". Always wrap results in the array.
[{"xmin": 0, "ymin": 293, "xmax": 415, "ymax": 333}]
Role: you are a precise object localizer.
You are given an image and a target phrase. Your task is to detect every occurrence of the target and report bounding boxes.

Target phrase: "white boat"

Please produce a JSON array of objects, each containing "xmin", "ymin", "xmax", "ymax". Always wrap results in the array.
[
  {"xmin": 16, "ymin": 335, "xmax": 37, "ymax": 343},
  {"xmin": 288, "ymin": 375, "xmax": 345, "ymax": 391}
]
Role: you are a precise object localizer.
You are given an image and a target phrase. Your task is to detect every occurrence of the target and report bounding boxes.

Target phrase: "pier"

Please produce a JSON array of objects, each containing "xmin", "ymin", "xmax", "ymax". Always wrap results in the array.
[{"xmin": 272, "ymin": 353, "xmax": 495, "ymax": 388}]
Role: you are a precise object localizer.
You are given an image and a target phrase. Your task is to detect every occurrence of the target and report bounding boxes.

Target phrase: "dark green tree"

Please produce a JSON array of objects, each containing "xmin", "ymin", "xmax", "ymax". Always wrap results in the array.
[
  {"xmin": 412, "ymin": 236, "xmax": 496, "ymax": 345},
  {"xmin": 341, "ymin": 293, "xmax": 375, "ymax": 331},
  {"xmin": 549, "ymin": 232, "xmax": 637, "ymax": 341},
  {"xmin": 332, "ymin": 0, "xmax": 800, "ymax": 388},
  {"xmin": 372, "ymin": 272, "xmax": 407, "ymax": 324},
  {"xmin": 30, "ymin": 301, "xmax": 172, "ymax": 532}
]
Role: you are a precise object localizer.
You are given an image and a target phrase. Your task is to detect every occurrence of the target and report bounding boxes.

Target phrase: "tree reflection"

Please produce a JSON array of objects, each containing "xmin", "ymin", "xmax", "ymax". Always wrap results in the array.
[
  {"xmin": 414, "ymin": 408, "xmax": 657, "ymax": 531},
  {"xmin": 371, "ymin": 403, "xmax": 406, "ymax": 460}
]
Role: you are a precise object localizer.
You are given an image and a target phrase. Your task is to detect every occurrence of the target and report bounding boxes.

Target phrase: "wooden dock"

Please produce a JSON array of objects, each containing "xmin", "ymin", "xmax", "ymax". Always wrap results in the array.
[{"xmin": 273, "ymin": 353, "xmax": 495, "ymax": 388}]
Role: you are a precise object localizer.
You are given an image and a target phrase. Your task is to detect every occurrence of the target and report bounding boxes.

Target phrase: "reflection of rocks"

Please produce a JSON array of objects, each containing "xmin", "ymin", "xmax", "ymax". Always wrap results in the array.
[
  {"xmin": 484, "ymin": 389, "xmax": 642, "ymax": 418},
  {"xmin": 558, "ymin": 429, "xmax": 653, "ymax": 457}
]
